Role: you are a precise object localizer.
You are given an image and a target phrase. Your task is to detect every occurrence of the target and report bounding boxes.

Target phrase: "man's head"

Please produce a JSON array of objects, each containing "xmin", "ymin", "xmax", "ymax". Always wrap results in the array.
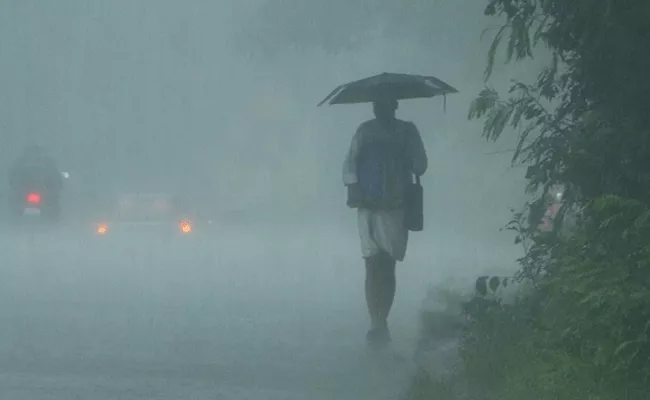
[{"xmin": 373, "ymin": 99, "xmax": 398, "ymax": 121}]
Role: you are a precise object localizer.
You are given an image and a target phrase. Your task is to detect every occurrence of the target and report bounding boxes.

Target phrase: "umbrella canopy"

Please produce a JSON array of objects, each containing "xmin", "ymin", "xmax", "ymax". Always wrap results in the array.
[{"xmin": 317, "ymin": 72, "xmax": 458, "ymax": 106}]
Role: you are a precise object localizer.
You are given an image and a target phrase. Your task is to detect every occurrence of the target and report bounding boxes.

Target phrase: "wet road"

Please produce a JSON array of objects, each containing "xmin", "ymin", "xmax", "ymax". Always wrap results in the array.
[{"xmin": 0, "ymin": 225, "xmax": 430, "ymax": 399}]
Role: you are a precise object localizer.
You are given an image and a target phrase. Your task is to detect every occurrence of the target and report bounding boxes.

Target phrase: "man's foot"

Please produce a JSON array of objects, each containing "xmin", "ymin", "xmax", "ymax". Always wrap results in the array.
[{"xmin": 366, "ymin": 325, "xmax": 391, "ymax": 348}]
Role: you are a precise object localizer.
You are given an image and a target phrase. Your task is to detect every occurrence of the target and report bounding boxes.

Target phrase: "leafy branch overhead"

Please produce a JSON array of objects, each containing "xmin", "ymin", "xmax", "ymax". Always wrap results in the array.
[{"xmin": 471, "ymin": 0, "xmax": 650, "ymax": 209}]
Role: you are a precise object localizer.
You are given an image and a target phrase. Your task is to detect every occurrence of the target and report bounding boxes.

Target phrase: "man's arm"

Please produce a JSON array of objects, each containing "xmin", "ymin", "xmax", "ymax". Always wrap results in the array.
[
  {"xmin": 342, "ymin": 126, "xmax": 364, "ymax": 208},
  {"xmin": 408, "ymin": 122, "xmax": 428, "ymax": 176},
  {"xmin": 342, "ymin": 128, "xmax": 362, "ymax": 185}
]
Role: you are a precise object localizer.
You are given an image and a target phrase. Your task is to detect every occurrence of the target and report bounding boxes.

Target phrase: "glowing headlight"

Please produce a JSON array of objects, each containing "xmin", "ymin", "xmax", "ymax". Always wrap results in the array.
[
  {"xmin": 179, "ymin": 220, "xmax": 192, "ymax": 233},
  {"xmin": 97, "ymin": 223, "xmax": 108, "ymax": 234}
]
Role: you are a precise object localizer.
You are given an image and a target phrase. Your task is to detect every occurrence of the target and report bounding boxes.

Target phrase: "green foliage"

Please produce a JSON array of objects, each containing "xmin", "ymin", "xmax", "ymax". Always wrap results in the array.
[
  {"xmin": 471, "ymin": 0, "xmax": 650, "ymax": 209},
  {"xmin": 543, "ymin": 197, "xmax": 650, "ymax": 381},
  {"xmin": 447, "ymin": 197, "xmax": 650, "ymax": 399},
  {"xmin": 403, "ymin": 1, "xmax": 650, "ymax": 399}
]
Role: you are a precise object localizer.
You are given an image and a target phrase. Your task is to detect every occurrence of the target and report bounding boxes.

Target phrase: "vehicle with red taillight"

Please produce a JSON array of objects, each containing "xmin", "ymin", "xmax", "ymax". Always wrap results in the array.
[
  {"xmin": 10, "ymin": 189, "xmax": 61, "ymax": 224},
  {"xmin": 8, "ymin": 145, "xmax": 68, "ymax": 224}
]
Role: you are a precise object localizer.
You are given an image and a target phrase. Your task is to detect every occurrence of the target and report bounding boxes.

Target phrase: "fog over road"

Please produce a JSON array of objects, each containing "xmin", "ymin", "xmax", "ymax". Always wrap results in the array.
[{"xmin": 0, "ymin": 224, "xmax": 519, "ymax": 399}]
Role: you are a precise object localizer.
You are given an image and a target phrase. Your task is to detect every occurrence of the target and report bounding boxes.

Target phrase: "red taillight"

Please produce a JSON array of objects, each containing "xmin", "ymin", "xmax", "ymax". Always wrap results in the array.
[{"xmin": 26, "ymin": 193, "xmax": 41, "ymax": 204}]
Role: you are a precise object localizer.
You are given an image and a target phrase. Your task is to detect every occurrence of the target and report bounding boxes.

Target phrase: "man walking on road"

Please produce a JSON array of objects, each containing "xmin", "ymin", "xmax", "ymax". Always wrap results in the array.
[{"xmin": 342, "ymin": 99, "xmax": 428, "ymax": 346}]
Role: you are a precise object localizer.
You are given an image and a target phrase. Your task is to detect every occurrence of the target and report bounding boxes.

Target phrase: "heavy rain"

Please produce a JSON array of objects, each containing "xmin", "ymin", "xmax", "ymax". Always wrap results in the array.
[{"xmin": 2, "ymin": 0, "xmax": 635, "ymax": 399}]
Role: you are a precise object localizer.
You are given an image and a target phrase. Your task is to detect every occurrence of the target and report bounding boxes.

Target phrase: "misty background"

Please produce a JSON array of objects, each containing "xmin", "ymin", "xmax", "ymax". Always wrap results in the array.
[
  {"xmin": 0, "ymin": 0, "xmax": 540, "ymax": 296},
  {"xmin": 0, "ymin": 1, "xmax": 552, "ymax": 398}
]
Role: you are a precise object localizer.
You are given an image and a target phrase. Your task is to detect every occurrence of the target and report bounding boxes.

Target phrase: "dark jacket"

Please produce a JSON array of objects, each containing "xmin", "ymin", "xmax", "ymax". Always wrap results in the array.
[{"xmin": 342, "ymin": 118, "xmax": 428, "ymax": 209}]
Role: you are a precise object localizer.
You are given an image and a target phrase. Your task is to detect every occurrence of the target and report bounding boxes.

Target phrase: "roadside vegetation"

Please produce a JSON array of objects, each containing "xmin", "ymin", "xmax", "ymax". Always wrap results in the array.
[{"xmin": 410, "ymin": 1, "xmax": 650, "ymax": 398}]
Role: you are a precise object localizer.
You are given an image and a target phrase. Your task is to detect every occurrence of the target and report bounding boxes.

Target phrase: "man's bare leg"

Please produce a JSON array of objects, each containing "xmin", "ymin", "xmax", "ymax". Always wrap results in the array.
[
  {"xmin": 365, "ymin": 250, "xmax": 396, "ymax": 344},
  {"xmin": 365, "ymin": 253, "xmax": 382, "ymax": 329},
  {"xmin": 376, "ymin": 251, "xmax": 396, "ymax": 326}
]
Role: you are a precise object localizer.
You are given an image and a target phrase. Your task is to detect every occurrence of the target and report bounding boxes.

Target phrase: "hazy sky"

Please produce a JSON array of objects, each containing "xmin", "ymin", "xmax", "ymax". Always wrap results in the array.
[{"xmin": 0, "ymin": 0, "xmax": 542, "ymax": 241}]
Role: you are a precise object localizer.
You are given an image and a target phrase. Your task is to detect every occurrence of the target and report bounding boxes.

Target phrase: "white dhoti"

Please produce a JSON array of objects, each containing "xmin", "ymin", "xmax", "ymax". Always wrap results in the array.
[{"xmin": 357, "ymin": 208, "xmax": 408, "ymax": 262}]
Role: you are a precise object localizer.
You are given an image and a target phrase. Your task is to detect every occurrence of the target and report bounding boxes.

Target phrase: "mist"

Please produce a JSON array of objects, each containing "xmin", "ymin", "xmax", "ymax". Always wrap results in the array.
[{"xmin": 0, "ymin": 1, "xmax": 539, "ymax": 398}]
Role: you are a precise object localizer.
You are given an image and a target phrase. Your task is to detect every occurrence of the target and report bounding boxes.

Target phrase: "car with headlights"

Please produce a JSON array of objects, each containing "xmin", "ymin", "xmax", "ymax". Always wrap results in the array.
[
  {"xmin": 84, "ymin": 191, "xmax": 215, "ymax": 269},
  {"xmin": 90, "ymin": 192, "xmax": 212, "ymax": 247}
]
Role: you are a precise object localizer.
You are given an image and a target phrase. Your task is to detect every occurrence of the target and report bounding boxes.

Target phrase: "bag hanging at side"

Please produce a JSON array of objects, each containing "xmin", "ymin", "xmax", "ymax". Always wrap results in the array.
[{"xmin": 405, "ymin": 174, "xmax": 423, "ymax": 232}]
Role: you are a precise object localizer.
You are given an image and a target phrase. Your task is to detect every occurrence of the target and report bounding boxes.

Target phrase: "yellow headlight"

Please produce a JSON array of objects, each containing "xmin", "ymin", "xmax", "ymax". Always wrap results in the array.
[
  {"xmin": 180, "ymin": 220, "xmax": 192, "ymax": 233},
  {"xmin": 97, "ymin": 223, "xmax": 108, "ymax": 234}
]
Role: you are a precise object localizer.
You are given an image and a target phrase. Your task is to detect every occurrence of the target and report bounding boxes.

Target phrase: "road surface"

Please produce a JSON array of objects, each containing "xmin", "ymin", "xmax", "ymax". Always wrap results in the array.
[
  {"xmin": 0, "ymin": 223, "xmax": 521, "ymax": 399},
  {"xmin": 0, "ymin": 225, "xmax": 436, "ymax": 399}
]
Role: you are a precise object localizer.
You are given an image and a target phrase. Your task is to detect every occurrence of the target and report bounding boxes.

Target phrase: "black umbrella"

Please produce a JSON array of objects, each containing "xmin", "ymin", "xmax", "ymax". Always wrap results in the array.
[{"xmin": 317, "ymin": 72, "xmax": 458, "ymax": 106}]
